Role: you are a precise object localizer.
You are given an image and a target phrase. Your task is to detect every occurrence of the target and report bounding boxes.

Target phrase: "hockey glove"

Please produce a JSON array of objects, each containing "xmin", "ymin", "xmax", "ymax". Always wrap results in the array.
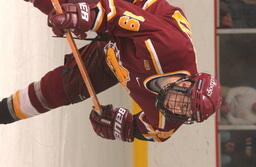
[
  {"xmin": 89, "ymin": 105, "xmax": 134, "ymax": 142},
  {"xmin": 48, "ymin": 2, "xmax": 96, "ymax": 39}
]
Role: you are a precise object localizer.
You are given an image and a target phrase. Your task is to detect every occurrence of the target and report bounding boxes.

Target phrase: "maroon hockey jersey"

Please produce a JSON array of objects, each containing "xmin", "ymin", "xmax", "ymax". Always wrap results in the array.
[
  {"xmin": 31, "ymin": 0, "xmax": 197, "ymax": 142},
  {"xmin": 91, "ymin": 0, "xmax": 197, "ymax": 141}
]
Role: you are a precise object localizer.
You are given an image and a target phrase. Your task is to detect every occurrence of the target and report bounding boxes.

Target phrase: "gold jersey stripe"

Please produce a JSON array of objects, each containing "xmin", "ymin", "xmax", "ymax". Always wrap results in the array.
[
  {"xmin": 123, "ymin": 11, "xmax": 145, "ymax": 21},
  {"xmin": 12, "ymin": 91, "xmax": 29, "ymax": 119},
  {"xmin": 143, "ymin": 133, "xmax": 161, "ymax": 142},
  {"xmin": 107, "ymin": 0, "xmax": 116, "ymax": 21},
  {"xmin": 92, "ymin": 2, "xmax": 106, "ymax": 32},
  {"xmin": 138, "ymin": 112, "xmax": 163, "ymax": 141},
  {"xmin": 143, "ymin": 129, "xmax": 175, "ymax": 141},
  {"xmin": 142, "ymin": 0, "xmax": 157, "ymax": 10},
  {"xmin": 158, "ymin": 111, "xmax": 165, "ymax": 129},
  {"xmin": 145, "ymin": 39, "xmax": 163, "ymax": 74}
]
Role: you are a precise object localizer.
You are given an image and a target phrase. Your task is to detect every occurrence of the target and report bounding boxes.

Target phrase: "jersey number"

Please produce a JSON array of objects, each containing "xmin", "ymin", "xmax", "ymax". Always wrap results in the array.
[
  {"xmin": 172, "ymin": 11, "xmax": 192, "ymax": 40},
  {"xmin": 118, "ymin": 11, "xmax": 145, "ymax": 32}
]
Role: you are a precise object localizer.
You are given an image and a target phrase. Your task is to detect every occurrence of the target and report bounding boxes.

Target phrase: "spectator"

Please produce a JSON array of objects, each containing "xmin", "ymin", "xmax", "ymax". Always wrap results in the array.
[
  {"xmin": 220, "ymin": 0, "xmax": 256, "ymax": 28},
  {"xmin": 221, "ymin": 86, "xmax": 256, "ymax": 125}
]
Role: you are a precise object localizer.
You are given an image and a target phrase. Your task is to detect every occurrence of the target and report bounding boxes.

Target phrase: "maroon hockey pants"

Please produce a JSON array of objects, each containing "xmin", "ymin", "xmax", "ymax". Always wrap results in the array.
[{"xmin": 31, "ymin": 41, "xmax": 118, "ymax": 113}]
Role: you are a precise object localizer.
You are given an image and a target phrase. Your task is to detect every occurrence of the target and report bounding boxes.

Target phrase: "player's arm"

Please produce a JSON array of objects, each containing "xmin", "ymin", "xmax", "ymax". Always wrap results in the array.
[
  {"xmin": 24, "ymin": 0, "xmax": 66, "ymax": 15},
  {"xmin": 92, "ymin": 0, "xmax": 165, "ymax": 35},
  {"xmin": 24, "ymin": 0, "xmax": 91, "ymax": 15},
  {"xmin": 89, "ymin": 105, "xmax": 177, "ymax": 142},
  {"xmin": 46, "ymin": 0, "xmax": 174, "ymax": 37},
  {"xmin": 25, "ymin": 0, "xmax": 159, "ymax": 15},
  {"xmin": 89, "ymin": 105, "xmax": 134, "ymax": 142}
]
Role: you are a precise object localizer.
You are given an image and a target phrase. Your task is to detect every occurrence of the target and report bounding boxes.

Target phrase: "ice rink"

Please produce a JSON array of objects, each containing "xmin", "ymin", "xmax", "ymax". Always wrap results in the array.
[{"xmin": 0, "ymin": 0, "xmax": 217, "ymax": 167}]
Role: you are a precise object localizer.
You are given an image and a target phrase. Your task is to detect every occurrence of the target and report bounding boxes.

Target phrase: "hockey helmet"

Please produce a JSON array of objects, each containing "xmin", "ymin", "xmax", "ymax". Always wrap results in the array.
[{"xmin": 156, "ymin": 73, "xmax": 222, "ymax": 123}]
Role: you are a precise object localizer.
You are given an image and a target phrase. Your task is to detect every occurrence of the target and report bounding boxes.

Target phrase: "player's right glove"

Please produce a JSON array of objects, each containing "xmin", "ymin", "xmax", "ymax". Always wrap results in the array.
[
  {"xmin": 48, "ymin": 2, "xmax": 97, "ymax": 39},
  {"xmin": 89, "ymin": 105, "xmax": 134, "ymax": 142}
]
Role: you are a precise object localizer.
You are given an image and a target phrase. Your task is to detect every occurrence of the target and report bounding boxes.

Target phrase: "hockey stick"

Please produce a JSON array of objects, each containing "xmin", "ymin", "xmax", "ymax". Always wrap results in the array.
[{"xmin": 50, "ymin": 0, "xmax": 102, "ymax": 114}]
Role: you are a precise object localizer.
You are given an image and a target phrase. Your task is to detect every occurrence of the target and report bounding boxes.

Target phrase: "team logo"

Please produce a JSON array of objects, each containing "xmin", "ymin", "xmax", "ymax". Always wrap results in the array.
[
  {"xmin": 104, "ymin": 42, "xmax": 130, "ymax": 88},
  {"xmin": 79, "ymin": 2, "xmax": 89, "ymax": 21},
  {"xmin": 114, "ymin": 108, "xmax": 127, "ymax": 140},
  {"xmin": 206, "ymin": 77, "xmax": 216, "ymax": 96}
]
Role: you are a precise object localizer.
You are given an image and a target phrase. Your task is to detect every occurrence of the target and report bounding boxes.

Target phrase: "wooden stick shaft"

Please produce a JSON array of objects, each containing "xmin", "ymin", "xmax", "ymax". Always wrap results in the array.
[{"xmin": 51, "ymin": 0, "xmax": 102, "ymax": 112}]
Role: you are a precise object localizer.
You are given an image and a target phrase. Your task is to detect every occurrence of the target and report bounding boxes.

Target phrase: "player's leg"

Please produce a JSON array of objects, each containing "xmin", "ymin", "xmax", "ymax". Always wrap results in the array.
[
  {"xmin": 0, "ymin": 41, "xmax": 118, "ymax": 124},
  {"xmin": 62, "ymin": 41, "xmax": 118, "ymax": 104}
]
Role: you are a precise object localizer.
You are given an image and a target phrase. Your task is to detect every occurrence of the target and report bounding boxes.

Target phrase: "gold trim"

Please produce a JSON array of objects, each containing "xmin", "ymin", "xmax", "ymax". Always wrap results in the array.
[
  {"xmin": 142, "ymin": 0, "xmax": 157, "ymax": 10},
  {"xmin": 144, "ymin": 39, "xmax": 163, "ymax": 74},
  {"xmin": 92, "ymin": 2, "xmax": 106, "ymax": 32},
  {"xmin": 12, "ymin": 91, "xmax": 28, "ymax": 119},
  {"xmin": 107, "ymin": 0, "xmax": 116, "ymax": 21}
]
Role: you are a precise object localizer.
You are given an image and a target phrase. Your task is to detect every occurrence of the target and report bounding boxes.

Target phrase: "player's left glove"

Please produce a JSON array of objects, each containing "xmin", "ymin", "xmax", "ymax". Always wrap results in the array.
[
  {"xmin": 89, "ymin": 105, "xmax": 134, "ymax": 142},
  {"xmin": 48, "ymin": 2, "xmax": 97, "ymax": 39}
]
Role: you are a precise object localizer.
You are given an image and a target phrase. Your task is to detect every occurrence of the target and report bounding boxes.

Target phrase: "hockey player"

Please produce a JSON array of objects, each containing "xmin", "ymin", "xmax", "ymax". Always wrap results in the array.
[{"xmin": 0, "ymin": 0, "xmax": 221, "ymax": 142}]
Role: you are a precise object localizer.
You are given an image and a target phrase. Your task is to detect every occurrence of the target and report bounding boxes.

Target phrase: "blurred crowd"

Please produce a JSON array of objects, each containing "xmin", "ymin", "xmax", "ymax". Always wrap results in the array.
[{"xmin": 220, "ymin": 0, "xmax": 256, "ymax": 28}]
